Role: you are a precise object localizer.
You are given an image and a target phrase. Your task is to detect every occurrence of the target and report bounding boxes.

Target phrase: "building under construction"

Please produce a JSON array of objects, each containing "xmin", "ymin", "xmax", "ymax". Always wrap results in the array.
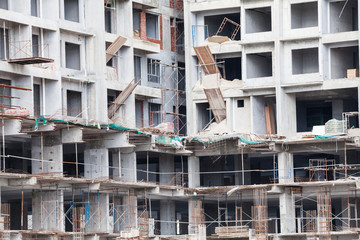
[{"xmin": 0, "ymin": 0, "xmax": 359, "ymax": 240}]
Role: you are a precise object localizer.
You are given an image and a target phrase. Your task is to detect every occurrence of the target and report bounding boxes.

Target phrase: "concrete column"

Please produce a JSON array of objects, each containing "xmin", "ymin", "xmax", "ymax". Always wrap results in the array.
[
  {"xmin": 279, "ymin": 188, "xmax": 296, "ymax": 234},
  {"xmin": 278, "ymin": 152, "xmax": 294, "ymax": 184},
  {"xmin": 276, "ymin": 89, "xmax": 297, "ymax": 138},
  {"xmin": 31, "ymin": 133, "xmax": 63, "ymax": 175},
  {"xmin": 121, "ymin": 151, "xmax": 137, "ymax": 182},
  {"xmin": 121, "ymin": 194, "xmax": 138, "ymax": 231},
  {"xmin": 159, "ymin": 154, "xmax": 175, "ymax": 185},
  {"xmin": 32, "ymin": 189, "xmax": 64, "ymax": 232},
  {"xmin": 84, "ymin": 143, "xmax": 109, "ymax": 179},
  {"xmin": 160, "ymin": 200, "xmax": 176, "ymax": 235},
  {"xmin": 188, "ymin": 156, "xmax": 200, "ymax": 188},
  {"xmin": 87, "ymin": 193, "xmax": 109, "ymax": 233}
]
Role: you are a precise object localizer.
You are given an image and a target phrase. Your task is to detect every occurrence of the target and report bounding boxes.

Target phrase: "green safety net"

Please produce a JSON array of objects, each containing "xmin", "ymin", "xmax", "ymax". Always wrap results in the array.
[{"xmin": 34, "ymin": 116, "xmax": 145, "ymax": 135}]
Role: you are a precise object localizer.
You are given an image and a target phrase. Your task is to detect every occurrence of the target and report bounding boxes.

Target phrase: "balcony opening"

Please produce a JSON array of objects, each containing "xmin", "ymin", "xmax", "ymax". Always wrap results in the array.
[
  {"xmin": 0, "ymin": 79, "xmax": 11, "ymax": 111},
  {"xmin": 246, "ymin": 52, "xmax": 272, "ymax": 78},
  {"xmin": 196, "ymin": 102, "xmax": 212, "ymax": 132},
  {"xmin": 67, "ymin": 90, "xmax": 82, "ymax": 118},
  {"xmin": 65, "ymin": 42, "xmax": 80, "ymax": 70},
  {"xmin": 107, "ymin": 89, "xmax": 121, "ymax": 119},
  {"xmin": 149, "ymin": 102, "xmax": 161, "ymax": 127},
  {"xmin": 292, "ymin": 48, "xmax": 319, "ymax": 74},
  {"xmin": 63, "ymin": 143, "xmax": 84, "ymax": 178},
  {"xmin": 32, "ymin": 34, "xmax": 39, "ymax": 57},
  {"xmin": 179, "ymin": 105, "xmax": 186, "ymax": 135},
  {"xmin": 330, "ymin": 45, "xmax": 359, "ymax": 79},
  {"xmin": 294, "ymin": 153, "xmax": 339, "ymax": 182},
  {"xmin": 252, "ymin": 96, "xmax": 277, "ymax": 135},
  {"xmin": 134, "ymin": 56, "xmax": 142, "ymax": 83},
  {"xmin": 296, "ymin": 88, "xmax": 358, "ymax": 132},
  {"xmin": 148, "ymin": 58, "xmax": 160, "ymax": 83},
  {"xmin": 330, "ymin": 0, "xmax": 358, "ymax": 33},
  {"xmin": 33, "ymin": 84, "xmax": 41, "ymax": 117},
  {"xmin": 2, "ymin": 138, "xmax": 31, "ymax": 174},
  {"xmin": 217, "ymin": 56, "xmax": 241, "ymax": 80},
  {"xmin": 137, "ymin": 152, "xmax": 159, "ymax": 183},
  {"xmin": 245, "ymin": 7, "xmax": 272, "ymax": 33},
  {"xmin": 31, "ymin": 0, "xmax": 39, "ymax": 17},
  {"xmin": 0, "ymin": 28, "xmax": 9, "ymax": 59},
  {"xmin": 204, "ymin": 13, "xmax": 240, "ymax": 40},
  {"xmin": 146, "ymin": 13, "xmax": 160, "ymax": 39},
  {"xmin": 64, "ymin": 0, "xmax": 79, "ymax": 22},
  {"xmin": 200, "ymin": 155, "xmax": 235, "ymax": 187},
  {"xmin": 106, "ymin": 42, "xmax": 116, "ymax": 68},
  {"xmin": 133, "ymin": 9, "xmax": 141, "ymax": 38},
  {"xmin": 104, "ymin": 0, "xmax": 115, "ymax": 33},
  {"xmin": 135, "ymin": 99, "xmax": 144, "ymax": 128},
  {"xmin": 291, "ymin": 2, "xmax": 318, "ymax": 29},
  {"xmin": 0, "ymin": 0, "xmax": 8, "ymax": 10}
]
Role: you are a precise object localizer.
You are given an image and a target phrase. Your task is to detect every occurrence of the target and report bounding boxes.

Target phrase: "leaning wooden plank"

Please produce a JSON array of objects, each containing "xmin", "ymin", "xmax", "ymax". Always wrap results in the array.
[
  {"xmin": 108, "ymin": 79, "xmax": 141, "ymax": 119},
  {"xmin": 204, "ymin": 88, "xmax": 226, "ymax": 123},
  {"xmin": 265, "ymin": 102, "xmax": 275, "ymax": 135},
  {"xmin": 106, "ymin": 35, "xmax": 127, "ymax": 63},
  {"xmin": 194, "ymin": 46, "xmax": 219, "ymax": 75}
]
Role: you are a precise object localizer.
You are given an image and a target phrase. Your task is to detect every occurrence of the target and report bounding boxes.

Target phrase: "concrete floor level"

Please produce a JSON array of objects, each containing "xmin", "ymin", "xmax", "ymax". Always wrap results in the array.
[{"xmin": 0, "ymin": 0, "xmax": 358, "ymax": 240}]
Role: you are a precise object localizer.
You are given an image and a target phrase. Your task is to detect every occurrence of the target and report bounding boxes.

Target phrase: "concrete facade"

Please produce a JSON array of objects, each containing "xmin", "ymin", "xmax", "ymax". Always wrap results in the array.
[{"xmin": 0, "ymin": 0, "xmax": 359, "ymax": 240}]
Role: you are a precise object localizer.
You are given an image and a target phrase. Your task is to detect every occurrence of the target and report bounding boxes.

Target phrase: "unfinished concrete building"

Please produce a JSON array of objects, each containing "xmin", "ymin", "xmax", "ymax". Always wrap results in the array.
[
  {"xmin": 0, "ymin": 0, "xmax": 360, "ymax": 240},
  {"xmin": 183, "ymin": 0, "xmax": 360, "ymax": 239}
]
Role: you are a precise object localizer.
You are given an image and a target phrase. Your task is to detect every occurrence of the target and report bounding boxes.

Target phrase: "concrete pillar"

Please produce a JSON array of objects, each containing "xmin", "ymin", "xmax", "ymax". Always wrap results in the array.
[
  {"xmin": 31, "ymin": 133, "xmax": 63, "ymax": 175},
  {"xmin": 32, "ymin": 189, "xmax": 64, "ymax": 232},
  {"xmin": 121, "ymin": 151, "xmax": 137, "ymax": 182},
  {"xmin": 160, "ymin": 200, "xmax": 176, "ymax": 235},
  {"xmin": 84, "ymin": 143, "xmax": 109, "ymax": 179},
  {"xmin": 278, "ymin": 152, "xmax": 294, "ymax": 184},
  {"xmin": 121, "ymin": 193, "xmax": 138, "ymax": 231},
  {"xmin": 188, "ymin": 156, "xmax": 200, "ymax": 188},
  {"xmin": 276, "ymin": 90, "xmax": 297, "ymax": 138},
  {"xmin": 87, "ymin": 193, "xmax": 109, "ymax": 233},
  {"xmin": 159, "ymin": 154, "xmax": 175, "ymax": 185},
  {"xmin": 279, "ymin": 188, "xmax": 296, "ymax": 234}
]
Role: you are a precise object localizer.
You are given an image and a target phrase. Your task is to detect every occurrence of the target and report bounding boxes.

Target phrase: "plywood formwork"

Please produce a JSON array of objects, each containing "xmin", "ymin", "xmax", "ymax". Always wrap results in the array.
[
  {"xmin": 106, "ymin": 36, "xmax": 127, "ymax": 63},
  {"xmin": 203, "ymin": 88, "xmax": 226, "ymax": 123},
  {"xmin": 194, "ymin": 46, "xmax": 220, "ymax": 75}
]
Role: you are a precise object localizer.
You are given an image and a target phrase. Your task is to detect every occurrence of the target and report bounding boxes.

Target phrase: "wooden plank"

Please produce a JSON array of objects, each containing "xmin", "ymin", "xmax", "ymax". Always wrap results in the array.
[
  {"xmin": 194, "ymin": 46, "xmax": 219, "ymax": 75},
  {"xmin": 108, "ymin": 80, "xmax": 141, "ymax": 119},
  {"xmin": 204, "ymin": 88, "xmax": 226, "ymax": 123},
  {"xmin": 106, "ymin": 35, "xmax": 127, "ymax": 63},
  {"xmin": 265, "ymin": 102, "xmax": 275, "ymax": 134}
]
